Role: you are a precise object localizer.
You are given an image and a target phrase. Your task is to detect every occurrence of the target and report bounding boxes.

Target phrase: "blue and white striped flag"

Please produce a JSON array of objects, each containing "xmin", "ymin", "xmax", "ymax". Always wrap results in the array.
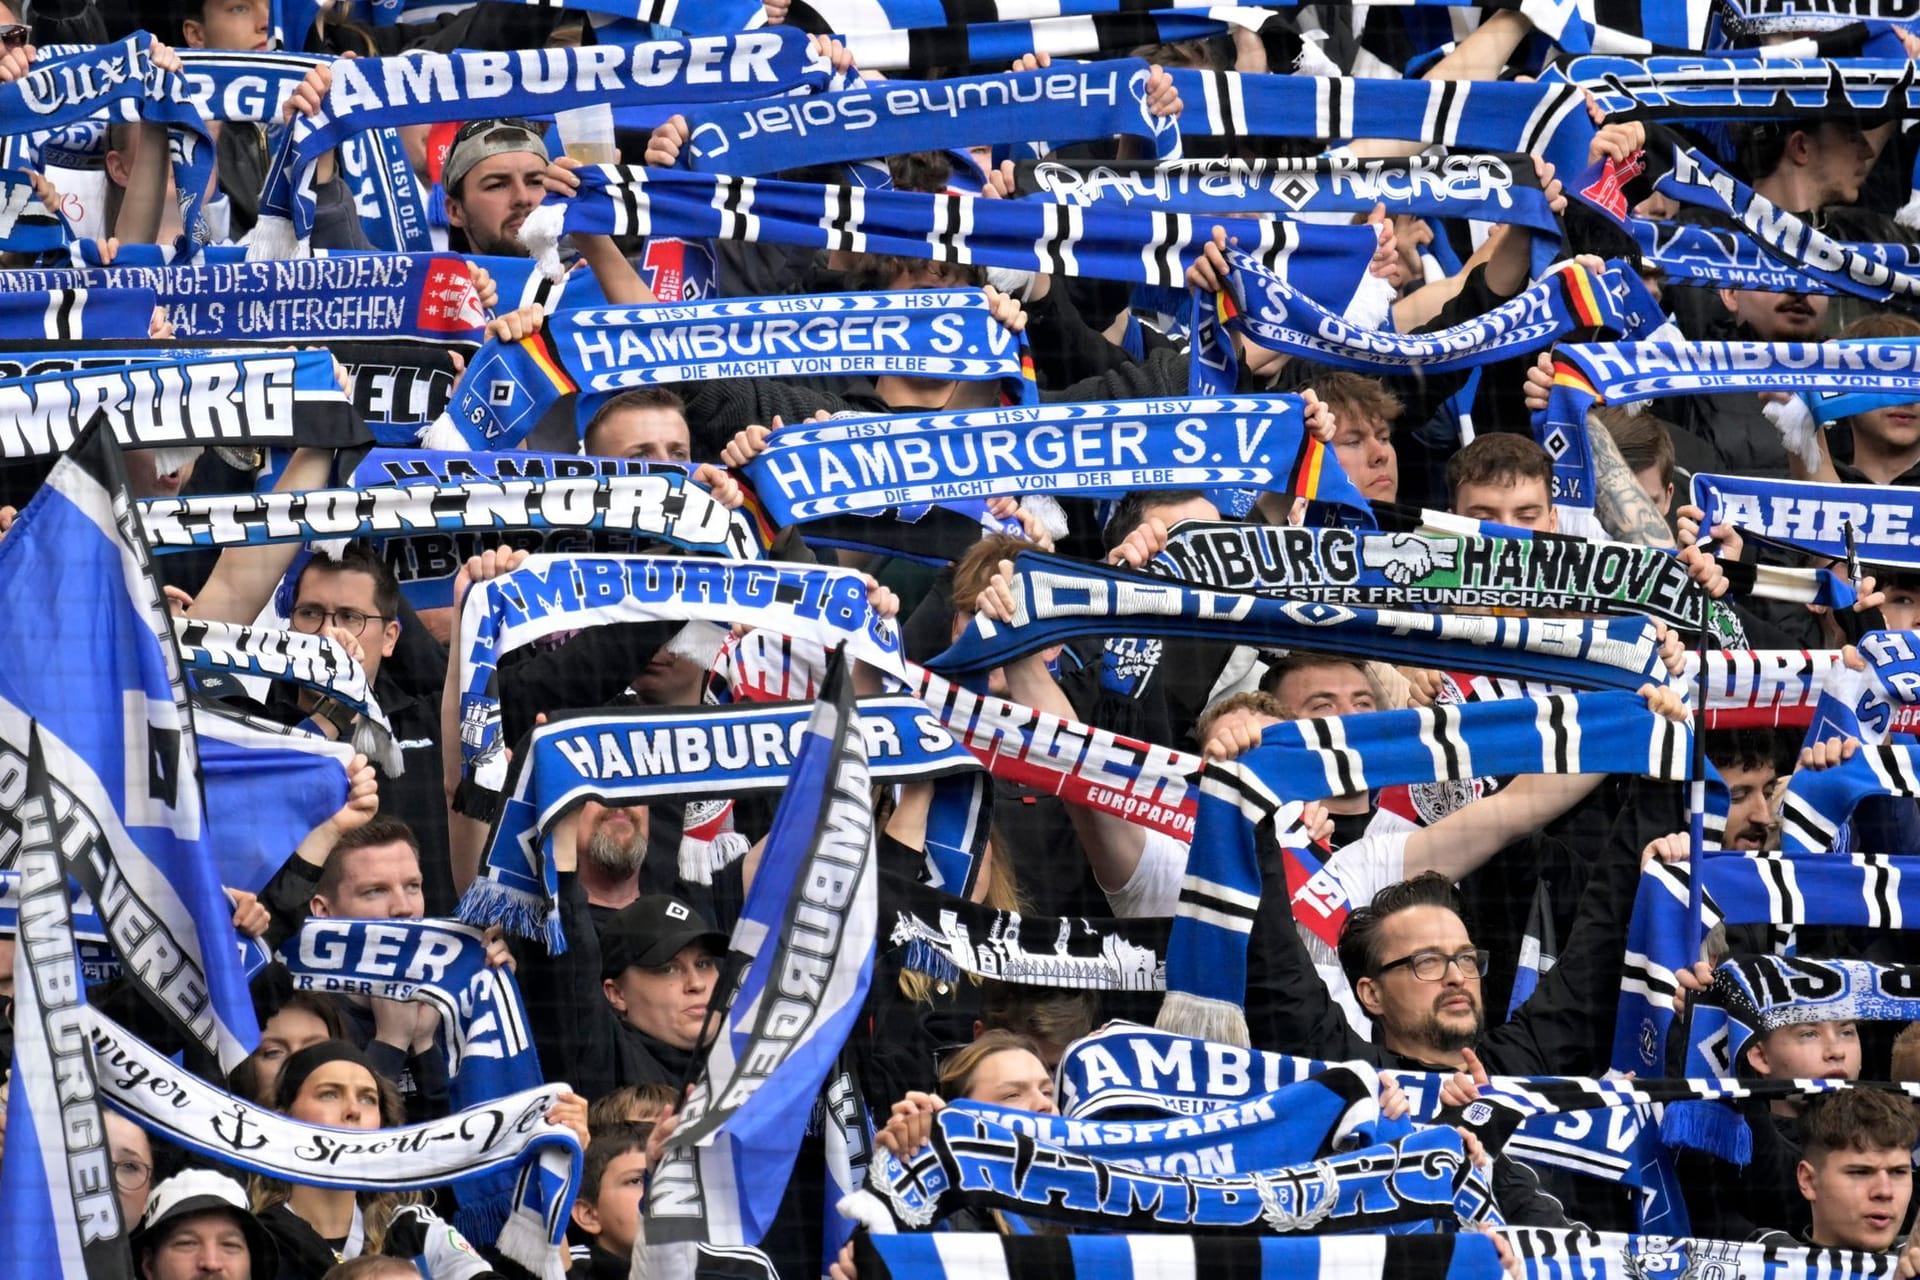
[{"xmin": 0, "ymin": 416, "xmax": 259, "ymax": 1071}]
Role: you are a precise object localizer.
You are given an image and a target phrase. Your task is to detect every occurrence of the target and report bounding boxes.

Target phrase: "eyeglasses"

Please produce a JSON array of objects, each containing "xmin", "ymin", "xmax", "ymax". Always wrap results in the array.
[
  {"xmin": 1374, "ymin": 948, "xmax": 1491, "ymax": 982},
  {"xmin": 0, "ymin": 25, "xmax": 29, "ymax": 50},
  {"xmin": 289, "ymin": 604, "xmax": 390, "ymax": 635},
  {"xmin": 113, "ymin": 1160, "xmax": 152, "ymax": 1193}
]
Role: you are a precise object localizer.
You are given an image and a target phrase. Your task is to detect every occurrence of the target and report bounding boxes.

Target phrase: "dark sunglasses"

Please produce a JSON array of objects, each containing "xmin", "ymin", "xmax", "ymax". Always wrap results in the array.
[{"xmin": 0, "ymin": 24, "xmax": 29, "ymax": 50}]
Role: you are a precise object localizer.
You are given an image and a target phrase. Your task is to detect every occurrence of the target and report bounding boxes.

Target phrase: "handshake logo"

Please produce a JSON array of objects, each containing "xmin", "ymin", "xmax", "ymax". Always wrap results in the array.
[{"xmin": 1359, "ymin": 533, "xmax": 1457, "ymax": 586}]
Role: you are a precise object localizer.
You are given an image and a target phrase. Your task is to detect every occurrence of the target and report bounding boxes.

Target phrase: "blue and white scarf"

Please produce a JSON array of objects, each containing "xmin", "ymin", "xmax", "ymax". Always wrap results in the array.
[
  {"xmin": 742, "ymin": 397, "xmax": 1371, "ymax": 525},
  {"xmin": 643, "ymin": 653, "xmax": 879, "ymax": 1275},
  {"xmin": 0, "ymin": 348, "xmax": 367, "ymax": 461},
  {"xmin": 430, "ymin": 289, "xmax": 1035, "ymax": 453},
  {"xmin": 1203, "ymin": 253, "xmax": 1663, "ymax": 391},
  {"xmin": 929, "ymin": 551, "xmax": 1673, "ymax": 693},
  {"xmin": 174, "ymin": 617, "xmax": 403, "ymax": 775},
  {"xmin": 858, "ymin": 1232, "xmax": 1503, "ymax": 1280},
  {"xmin": 462, "ymin": 697, "xmax": 979, "ymax": 948},
  {"xmin": 253, "ymin": 32, "xmax": 832, "ymax": 253},
  {"xmin": 1684, "ymin": 955, "xmax": 1919, "ymax": 1079},
  {"xmin": 1657, "ymin": 144, "xmax": 1920, "ymax": 305},
  {"xmin": 680, "ymin": 59, "xmax": 1181, "ymax": 176},
  {"xmin": 457, "ymin": 555, "xmax": 906, "ymax": 787},
  {"xmin": 1507, "ymin": 1227, "xmax": 1905, "ymax": 1280},
  {"xmin": 1779, "ymin": 742, "xmax": 1920, "ymax": 852},
  {"xmin": 1573, "ymin": 54, "xmax": 1920, "ymax": 121},
  {"xmin": 842, "ymin": 1070, "xmax": 1500, "ymax": 1236},
  {"xmin": 0, "ymin": 422, "xmax": 259, "ymax": 1071},
  {"xmin": 1693, "ymin": 472, "xmax": 1920, "ymax": 570},
  {"xmin": 0, "ymin": 169, "xmax": 71, "ymax": 254},
  {"xmin": 0, "ymin": 723, "xmax": 134, "ymax": 1280},
  {"xmin": 0, "ymin": 288, "xmax": 158, "ymax": 341},
  {"xmin": 0, "ymin": 254, "xmax": 490, "ymax": 343},
  {"xmin": 521, "ymin": 166, "xmax": 1387, "ymax": 303},
  {"xmin": 84, "ymin": 1005, "xmax": 580, "ymax": 1279},
  {"xmin": 280, "ymin": 917, "xmax": 544, "ymax": 1243},
  {"xmin": 1613, "ymin": 855, "xmax": 1920, "ymax": 1079},
  {"xmin": 197, "ymin": 702, "xmax": 352, "ymax": 896},
  {"xmin": 1628, "ymin": 218, "xmax": 1860, "ymax": 295},
  {"xmin": 835, "ymin": 11, "xmax": 1269, "ymax": 74}
]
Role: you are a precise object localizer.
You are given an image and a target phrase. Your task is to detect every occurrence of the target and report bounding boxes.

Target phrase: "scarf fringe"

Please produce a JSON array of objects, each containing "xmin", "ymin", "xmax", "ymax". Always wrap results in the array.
[
  {"xmin": 1761, "ymin": 395, "xmax": 1823, "ymax": 472},
  {"xmin": 901, "ymin": 938, "xmax": 963, "ymax": 988},
  {"xmin": 494, "ymin": 1205, "xmax": 566, "ymax": 1280},
  {"xmin": 522, "ymin": 204, "xmax": 567, "ymax": 278},
  {"xmin": 147, "ymin": 446, "xmax": 204, "ymax": 477},
  {"xmin": 246, "ymin": 213, "xmax": 304, "ymax": 263},
  {"xmin": 1341, "ymin": 270, "xmax": 1396, "ymax": 330},
  {"xmin": 1898, "ymin": 193, "xmax": 1920, "ymax": 232},
  {"xmin": 1154, "ymin": 991, "xmax": 1250, "ymax": 1048},
  {"xmin": 1020, "ymin": 494, "xmax": 1069, "ymax": 542},
  {"xmin": 458, "ymin": 877, "xmax": 567, "ymax": 954},
  {"xmin": 353, "ymin": 716, "xmax": 405, "ymax": 776},
  {"xmin": 677, "ymin": 830, "xmax": 751, "ymax": 887},
  {"xmin": 419, "ymin": 414, "xmax": 477, "ymax": 453},
  {"xmin": 1659, "ymin": 1100, "xmax": 1752, "ymax": 1165}
]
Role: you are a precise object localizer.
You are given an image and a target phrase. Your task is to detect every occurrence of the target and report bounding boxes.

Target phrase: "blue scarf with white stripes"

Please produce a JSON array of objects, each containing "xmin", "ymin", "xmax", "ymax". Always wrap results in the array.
[
  {"xmin": 1780, "ymin": 743, "xmax": 1920, "ymax": 853},
  {"xmin": 253, "ymin": 31, "xmax": 831, "ymax": 250},
  {"xmin": 1692, "ymin": 472, "xmax": 1920, "ymax": 569},
  {"xmin": 522, "ymin": 166, "xmax": 1387, "ymax": 300},
  {"xmin": 280, "ymin": 917, "xmax": 545, "ymax": 1243}
]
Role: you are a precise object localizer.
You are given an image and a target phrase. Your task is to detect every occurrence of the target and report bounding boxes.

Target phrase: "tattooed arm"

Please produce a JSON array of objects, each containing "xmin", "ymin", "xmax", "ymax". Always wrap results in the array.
[{"xmin": 1590, "ymin": 413, "xmax": 1676, "ymax": 549}]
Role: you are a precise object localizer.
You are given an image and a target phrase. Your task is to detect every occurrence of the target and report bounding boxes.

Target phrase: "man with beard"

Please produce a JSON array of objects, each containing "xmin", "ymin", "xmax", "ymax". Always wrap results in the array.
[
  {"xmin": 576, "ymin": 801, "xmax": 649, "ymax": 935},
  {"xmin": 442, "ymin": 117, "xmax": 550, "ymax": 257}
]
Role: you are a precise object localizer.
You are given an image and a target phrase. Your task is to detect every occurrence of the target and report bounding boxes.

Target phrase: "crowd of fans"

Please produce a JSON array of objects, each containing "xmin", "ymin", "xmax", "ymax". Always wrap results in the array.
[{"xmin": 6, "ymin": 0, "xmax": 1920, "ymax": 1278}]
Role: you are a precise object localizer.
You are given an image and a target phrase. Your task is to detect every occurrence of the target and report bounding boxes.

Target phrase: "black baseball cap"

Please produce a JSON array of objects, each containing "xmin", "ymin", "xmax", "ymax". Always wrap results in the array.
[{"xmin": 600, "ymin": 895, "xmax": 728, "ymax": 980}]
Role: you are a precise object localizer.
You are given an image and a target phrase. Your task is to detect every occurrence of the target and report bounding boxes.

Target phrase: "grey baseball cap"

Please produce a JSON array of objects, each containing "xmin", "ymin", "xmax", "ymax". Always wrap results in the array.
[{"xmin": 443, "ymin": 118, "xmax": 551, "ymax": 195}]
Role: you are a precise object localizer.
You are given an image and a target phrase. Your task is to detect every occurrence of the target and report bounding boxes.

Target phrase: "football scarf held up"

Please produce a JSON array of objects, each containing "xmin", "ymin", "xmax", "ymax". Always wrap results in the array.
[
  {"xmin": 1778, "ymin": 740, "xmax": 1920, "ymax": 853},
  {"xmin": 279, "ymin": 917, "xmax": 544, "ymax": 1242},
  {"xmin": 521, "ymin": 166, "xmax": 1388, "ymax": 303},
  {"xmin": 678, "ymin": 59, "xmax": 1182, "ymax": 176},
  {"xmin": 928, "ymin": 551, "xmax": 1673, "ymax": 694},
  {"xmin": 460, "ymin": 697, "xmax": 980, "ymax": 949},
  {"xmin": 431, "ymin": 290, "xmax": 1036, "ymax": 453},
  {"xmin": 83, "ymin": 1005, "xmax": 581, "ymax": 1280},
  {"xmin": 1693, "ymin": 472, "xmax": 1920, "ymax": 570},
  {"xmin": 1506, "ymin": 1227, "xmax": 1904, "ymax": 1280},
  {"xmin": 0, "ymin": 349, "xmax": 367, "ymax": 461},
  {"xmin": 0, "ymin": 254, "xmax": 491, "ymax": 343},
  {"xmin": 741, "ymin": 398, "xmax": 1371, "ymax": 526},
  {"xmin": 1151, "ymin": 521, "xmax": 1751, "ymax": 636},
  {"xmin": 1574, "ymin": 54, "xmax": 1920, "ymax": 124},
  {"xmin": 252, "ymin": 32, "xmax": 833, "ymax": 252},
  {"xmin": 0, "ymin": 421, "xmax": 259, "ymax": 1072},
  {"xmin": 1684, "ymin": 955, "xmax": 1920, "ymax": 1079},
  {"xmin": 0, "ymin": 168, "xmax": 71, "ymax": 254},
  {"xmin": 884, "ymin": 870, "xmax": 1171, "ymax": 991},
  {"xmin": 1198, "ymin": 254, "xmax": 1650, "ymax": 389},
  {"xmin": 842, "ymin": 1074, "xmax": 1500, "ymax": 1236},
  {"xmin": 457, "ymin": 555, "xmax": 907, "ymax": 788},
  {"xmin": 856, "ymin": 1232, "xmax": 1504, "ymax": 1280}
]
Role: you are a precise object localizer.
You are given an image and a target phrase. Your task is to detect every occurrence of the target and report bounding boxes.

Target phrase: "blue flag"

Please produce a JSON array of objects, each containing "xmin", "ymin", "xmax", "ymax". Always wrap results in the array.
[{"xmin": 0, "ymin": 416, "xmax": 259, "ymax": 1070}]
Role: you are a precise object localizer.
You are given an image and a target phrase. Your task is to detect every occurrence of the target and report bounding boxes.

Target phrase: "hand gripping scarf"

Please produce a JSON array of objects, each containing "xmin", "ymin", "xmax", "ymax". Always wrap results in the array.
[
  {"xmin": 1613, "ymin": 856, "xmax": 1920, "ymax": 1082},
  {"xmin": 251, "ymin": 31, "xmax": 832, "ymax": 255},
  {"xmin": 1693, "ymin": 472, "xmax": 1920, "ymax": 570},
  {"xmin": 426, "ymin": 289, "xmax": 1036, "ymax": 453},
  {"xmin": 520, "ymin": 166, "xmax": 1387, "ymax": 305},
  {"xmin": 1194, "ymin": 255, "xmax": 1657, "ymax": 391},
  {"xmin": 173, "ymin": 616, "xmax": 403, "ymax": 775},
  {"xmin": 0, "ymin": 168, "xmax": 70, "ymax": 254},
  {"xmin": 1778, "ymin": 741, "xmax": 1920, "ymax": 852},
  {"xmin": 1149, "ymin": 521, "xmax": 1750, "ymax": 637},
  {"xmin": 927, "ymin": 550, "xmax": 1674, "ymax": 693},
  {"xmin": 0, "ymin": 348, "xmax": 367, "ymax": 461},
  {"xmin": 1808, "ymin": 629, "xmax": 1920, "ymax": 743},
  {"xmin": 856, "ymin": 1232, "xmax": 1505, "ymax": 1280},
  {"xmin": 841, "ymin": 1068, "xmax": 1500, "ymax": 1237},
  {"xmin": 84, "ymin": 1005, "xmax": 581, "ymax": 1279},
  {"xmin": 279, "ymin": 917, "xmax": 544, "ymax": 1243},
  {"xmin": 456, "ymin": 555, "xmax": 906, "ymax": 789},
  {"xmin": 195, "ymin": 702, "xmax": 352, "ymax": 896},
  {"xmin": 678, "ymin": 59, "xmax": 1182, "ymax": 176},
  {"xmin": 460, "ymin": 697, "xmax": 979, "ymax": 949},
  {"xmin": 0, "ymin": 254, "xmax": 490, "ymax": 343},
  {"xmin": 740, "ymin": 397, "xmax": 1372, "ymax": 526}
]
